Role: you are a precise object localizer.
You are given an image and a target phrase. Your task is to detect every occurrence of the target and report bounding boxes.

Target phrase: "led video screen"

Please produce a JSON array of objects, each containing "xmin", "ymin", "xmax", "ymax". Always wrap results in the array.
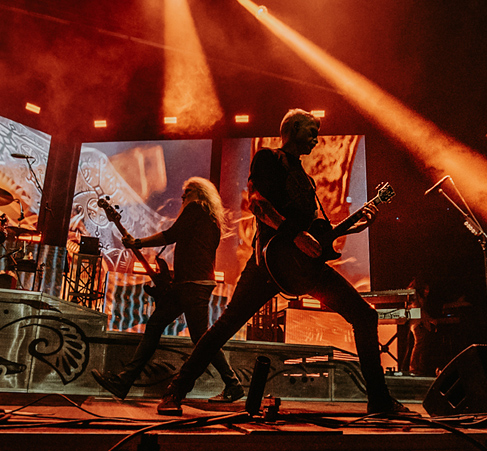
[
  {"xmin": 73, "ymin": 135, "xmax": 369, "ymax": 335},
  {"xmin": 0, "ymin": 115, "xmax": 50, "ymax": 232},
  {"xmin": 218, "ymin": 135, "xmax": 370, "ymax": 293},
  {"xmin": 0, "ymin": 115, "xmax": 51, "ymax": 289},
  {"xmin": 72, "ymin": 139, "xmax": 212, "ymax": 331}
]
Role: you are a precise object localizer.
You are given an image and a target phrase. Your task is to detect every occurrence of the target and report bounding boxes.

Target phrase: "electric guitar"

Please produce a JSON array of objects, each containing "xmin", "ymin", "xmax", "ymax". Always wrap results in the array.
[
  {"xmin": 263, "ymin": 182, "xmax": 396, "ymax": 296},
  {"xmin": 97, "ymin": 197, "xmax": 172, "ymax": 300}
]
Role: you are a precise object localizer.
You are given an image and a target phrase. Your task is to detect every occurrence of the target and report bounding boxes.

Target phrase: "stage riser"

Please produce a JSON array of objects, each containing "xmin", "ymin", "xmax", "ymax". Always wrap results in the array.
[
  {"xmin": 0, "ymin": 289, "xmax": 431, "ymax": 402},
  {"xmin": 0, "ymin": 289, "xmax": 107, "ymax": 395}
]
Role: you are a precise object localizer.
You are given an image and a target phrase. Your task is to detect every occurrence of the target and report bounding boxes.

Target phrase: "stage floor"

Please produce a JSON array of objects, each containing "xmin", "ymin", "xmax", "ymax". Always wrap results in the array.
[{"xmin": 1, "ymin": 394, "xmax": 487, "ymax": 451}]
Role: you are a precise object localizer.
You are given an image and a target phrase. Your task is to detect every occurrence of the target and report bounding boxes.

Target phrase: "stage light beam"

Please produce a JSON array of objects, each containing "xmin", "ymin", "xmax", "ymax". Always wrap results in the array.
[
  {"xmin": 162, "ymin": 0, "xmax": 223, "ymax": 133},
  {"xmin": 237, "ymin": 0, "xmax": 487, "ymax": 222}
]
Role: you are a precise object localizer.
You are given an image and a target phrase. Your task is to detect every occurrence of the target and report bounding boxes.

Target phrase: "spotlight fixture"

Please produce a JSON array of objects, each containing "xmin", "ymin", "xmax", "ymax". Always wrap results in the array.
[
  {"xmin": 94, "ymin": 120, "xmax": 107, "ymax": 128},
  {"xmin": 163, "ymin": 117, "xmax": 178, "ymax": 124},
  {"xmin": 310, "ymin": 110, "xmax": 325, "ymax": 118},
  {"xmin": 235, "ymin": 115, "xmax": 250, "ymax": 123},
  {"xmin": 25, "ymin": 103, "xmax": 41, "ymax": 114},
  {"xmin": 256, "ymin": 5, "xmax": 268, "ymax": 16},
  {"xmin": 18, "ymin": 234, "xmax": 41, "ymax": 243},
  {"xmin": 133, "ymin": 262, "xmax": 158, "ymax": 274},
  {"xmin": 288, "ymin": 297, "xmax": 321, "ymax": 310}
]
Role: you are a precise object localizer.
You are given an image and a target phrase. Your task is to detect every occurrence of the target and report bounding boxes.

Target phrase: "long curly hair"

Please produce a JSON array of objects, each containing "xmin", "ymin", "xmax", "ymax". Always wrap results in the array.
[{"xmin": 182, "ymin": 177, "xmax": 227, "ymax": 234}]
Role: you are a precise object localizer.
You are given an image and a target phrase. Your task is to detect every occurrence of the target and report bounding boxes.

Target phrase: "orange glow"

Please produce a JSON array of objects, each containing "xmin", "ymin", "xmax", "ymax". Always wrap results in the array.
[
  {"xmin": 25, "ymin": 103, "xmax": 41, "ymax": 114},
  {"xmin": 235, "ymin": 115, "xmax": 250, "ymax": 123},
  {"xmin": 133, "ymin": 262, "xmax": 158, "ymax": 274},
  {"xmin": 94, "ymin": 120, "xmax": 107, "ymax": 128},
  {"xmin": 310, "ymin": 110, "xmax": 325, "ymax": 118},
  {"xmin": 301, "ymin": 297, "xmax": 321, "ymax": 310},
  {"xmin": 162, "ymin": 0, "xmax": 223, "ymax": 133},
  {"xmin": 238, "ymin": 0, "xmax": 487, "ymax": 223},
  {"xmin": 17, "ymin": 234, "xmax": 41, "ymax": 242}
]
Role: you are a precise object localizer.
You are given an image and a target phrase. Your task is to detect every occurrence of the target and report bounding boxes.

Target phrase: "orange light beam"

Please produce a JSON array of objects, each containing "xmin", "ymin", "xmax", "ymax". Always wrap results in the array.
[
  {"xmin": 162, "ymin": 0, "xmax": 223, "ymax": 133},
  {"xmin": 238, "ymin": 0, "xmax": 487, "ymax": 222}
]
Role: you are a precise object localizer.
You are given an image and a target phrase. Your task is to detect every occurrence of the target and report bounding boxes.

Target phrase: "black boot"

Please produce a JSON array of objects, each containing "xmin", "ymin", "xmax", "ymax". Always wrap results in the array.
[
  {"xmin": 157, "ymin": 384, "xmax": 183, "ymax": 416},
  {"xmin": 367, "ymin": 394, "xmax": 416, "ymax": 415},
  {"xmin": 91, "ymin": 369, "xmax": 133, "ymax": 400}
]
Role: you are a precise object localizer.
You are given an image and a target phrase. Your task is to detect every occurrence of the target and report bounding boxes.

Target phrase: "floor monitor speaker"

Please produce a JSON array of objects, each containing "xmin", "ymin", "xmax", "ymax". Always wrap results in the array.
[{"xmin": 423, "ymin": 344, "xmax": 487, "ymax": 416}]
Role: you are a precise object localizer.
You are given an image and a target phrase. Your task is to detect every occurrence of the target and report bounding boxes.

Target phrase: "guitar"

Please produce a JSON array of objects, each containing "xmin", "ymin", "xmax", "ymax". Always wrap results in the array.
[
  {"xmin": 263, "ymin": 182, "xmax": 396, "ymax": 296},
  {"xmin": 97, "ymin": 197, "xmax": 172, "ymax": 299}
]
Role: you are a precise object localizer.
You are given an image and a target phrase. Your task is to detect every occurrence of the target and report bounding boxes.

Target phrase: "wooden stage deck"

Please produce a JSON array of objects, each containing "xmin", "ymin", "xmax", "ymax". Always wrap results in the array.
[
  {"xmin": 2, "ymin": 289, "xmax": 487, "ymax": 450},
  {"xmin": 1, "ymin": 394, "xmax": 487, "ymax": 451}
]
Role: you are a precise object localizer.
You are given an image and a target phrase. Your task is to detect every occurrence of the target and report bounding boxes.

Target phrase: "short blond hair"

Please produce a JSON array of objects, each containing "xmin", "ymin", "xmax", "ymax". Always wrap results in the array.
[{"xmin": 280, "ymin": 108, "xmax": 320, "ymax": 144}]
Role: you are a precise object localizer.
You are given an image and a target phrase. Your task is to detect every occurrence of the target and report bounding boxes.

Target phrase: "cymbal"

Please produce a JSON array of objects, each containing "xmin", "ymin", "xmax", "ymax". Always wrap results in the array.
[
  {"xmin": 6, "ymin": 226, "xmax": 39, "ymax": 236},
  {"xmin": 0, "ymin": 188, "xmax": 13, "ymax": 206}
]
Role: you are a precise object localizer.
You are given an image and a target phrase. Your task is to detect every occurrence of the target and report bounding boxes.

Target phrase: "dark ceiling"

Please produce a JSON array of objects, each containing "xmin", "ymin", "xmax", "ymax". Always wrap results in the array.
[
  {"xmin": 2, "ymin": 0, "xmax": 487, "ymax": 338},
  {"xmin": 1, "ymin": 0, "xmax": 486, "ymax": 146}
]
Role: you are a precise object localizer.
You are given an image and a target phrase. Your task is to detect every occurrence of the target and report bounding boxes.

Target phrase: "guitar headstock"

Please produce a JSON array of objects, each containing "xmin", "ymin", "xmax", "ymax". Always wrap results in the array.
[
  {"xmin": 97, "ymin": 197, "xmax": 121, "ymax": 224},
  {"xmin": 376, "ymin": 182, "xmax": 395, "ymax": 204}
]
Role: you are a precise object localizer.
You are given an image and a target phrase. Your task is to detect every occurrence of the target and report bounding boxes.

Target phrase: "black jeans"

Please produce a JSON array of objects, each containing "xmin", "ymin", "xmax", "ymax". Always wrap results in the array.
[
  {"xmin": 120, "ymin": 282, "xmax": 240, "ymax": 389},
  {"xmin": 171, "ymin": 253, "xmax": 389, "ymax": 403}
]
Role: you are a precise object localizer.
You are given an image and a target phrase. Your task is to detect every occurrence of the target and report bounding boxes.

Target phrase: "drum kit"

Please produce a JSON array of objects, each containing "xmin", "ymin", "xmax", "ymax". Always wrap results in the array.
[{"xmin": 0, "ymin": 187, "xmax": 40, "ymax": 289}]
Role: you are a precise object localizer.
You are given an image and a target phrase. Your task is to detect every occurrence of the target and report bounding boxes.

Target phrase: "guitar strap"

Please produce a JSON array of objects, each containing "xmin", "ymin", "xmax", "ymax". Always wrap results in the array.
[
  {"xmin": 156, "ymin": 245, "xmax": 166, "ymax": 259},
  {"xmin": 155, "ymin": 245, "xmax": 166, "ymax": 270},
  {"xmin": 314, "ymin": 190, "xmax": 330, "ymax": 223}
]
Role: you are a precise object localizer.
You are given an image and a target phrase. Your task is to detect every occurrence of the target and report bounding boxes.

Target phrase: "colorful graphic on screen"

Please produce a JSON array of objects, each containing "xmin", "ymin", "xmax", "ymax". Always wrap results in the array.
[
  {"xmin": 218, "ymin": 135, "xmax": 370, "ymax": 296},
  {"xmin": 0, "ymin": 115, "xmax": 50, "ymax": 290},
  {"xmin": 72, "ymin": 139, "xmax": 212, "ymax": 331}
]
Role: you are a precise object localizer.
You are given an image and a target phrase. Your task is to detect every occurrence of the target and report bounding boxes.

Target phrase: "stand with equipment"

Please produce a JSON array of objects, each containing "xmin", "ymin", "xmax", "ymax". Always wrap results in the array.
[
  {"xmin": 63, "ymin": 237, "xmax": 106, "ymax": 311},
  {"xmin": 425, "ymin": 175, "xmax": 487, "ymax": 299}
]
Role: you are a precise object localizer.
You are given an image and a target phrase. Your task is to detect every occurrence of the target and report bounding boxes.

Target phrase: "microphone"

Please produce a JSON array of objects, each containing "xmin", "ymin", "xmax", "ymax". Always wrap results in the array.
[
  {"xmin": 424, "ymin": 175, "xmax": 450, "ymax": 196},
  {"xmin": 17, "ymin": 200, "xmax": 24, "ymax": 222},
  {"xmin": 10, "ymin": 153, "xmax": 34, "ymax": 159}
]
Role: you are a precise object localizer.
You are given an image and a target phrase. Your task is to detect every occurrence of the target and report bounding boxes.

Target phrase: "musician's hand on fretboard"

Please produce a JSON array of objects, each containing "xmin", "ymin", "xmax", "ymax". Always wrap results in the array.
[{"xmin": 122, "ymin": 234, "xmax": 137, "ymax": 249}]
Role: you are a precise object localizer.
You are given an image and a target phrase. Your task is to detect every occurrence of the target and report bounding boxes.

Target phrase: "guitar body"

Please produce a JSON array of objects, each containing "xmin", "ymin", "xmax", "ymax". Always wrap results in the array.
[
  {"xmin": 143, "ymin": 256, "xmax": 173, "ymax": 301},
  {"xmin": 141, "ymin": 257, "xmax": 172, "ymax": 302},
  {"xmin": 263, "ymin": 218, "xmax": 339, "ymax": 296},
  {"xmin": 263, "ymin": 182, "xmax": 396, "ymax": 297}
]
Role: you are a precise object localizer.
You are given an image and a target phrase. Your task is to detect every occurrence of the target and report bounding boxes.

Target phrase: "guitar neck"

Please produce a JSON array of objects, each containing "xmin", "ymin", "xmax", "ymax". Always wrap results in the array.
[
  {"xmin": 131, "ymin": 248, "xmax": 157, "ymax": 279},
  {"xmin": 332, "ymin": 195, "xmax": 382, "ymax": 238},
  {"xmin": 112, "ymin": 221, "xmax": 157, "ymax": 279}
]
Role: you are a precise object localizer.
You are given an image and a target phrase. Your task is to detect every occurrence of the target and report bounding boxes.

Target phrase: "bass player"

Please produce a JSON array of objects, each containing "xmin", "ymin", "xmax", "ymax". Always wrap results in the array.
[{"xmin": 92, "ymin": 177, "xmax": 244, "ymax": 403}]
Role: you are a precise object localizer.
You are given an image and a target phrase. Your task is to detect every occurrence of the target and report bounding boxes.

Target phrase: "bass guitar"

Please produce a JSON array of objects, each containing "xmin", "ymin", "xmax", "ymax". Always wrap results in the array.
[
  {"xmin": 263, "ymin": 182, "xmax": 395, "ymax": 296},
  {"xmin": 97, "ymin": 197, "xmax": 172, "ymax": 300}
]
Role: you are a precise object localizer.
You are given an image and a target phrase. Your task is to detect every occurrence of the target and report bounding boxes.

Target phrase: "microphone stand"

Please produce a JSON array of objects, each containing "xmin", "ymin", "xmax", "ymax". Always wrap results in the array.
[
  {"xmin": 436, "ymin": 180, "xmax": 487, "ymax": 301},
  {"xmin": 13, "ymin": 157, "xmax": 45, "ymax": 290},
  {"xmin": 24, "ymin": 157, "xmax": 44, "ymax": 196},
  {"xmin": 24, "ymin": 157, "xmax": 54, "ymax": 219}
]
